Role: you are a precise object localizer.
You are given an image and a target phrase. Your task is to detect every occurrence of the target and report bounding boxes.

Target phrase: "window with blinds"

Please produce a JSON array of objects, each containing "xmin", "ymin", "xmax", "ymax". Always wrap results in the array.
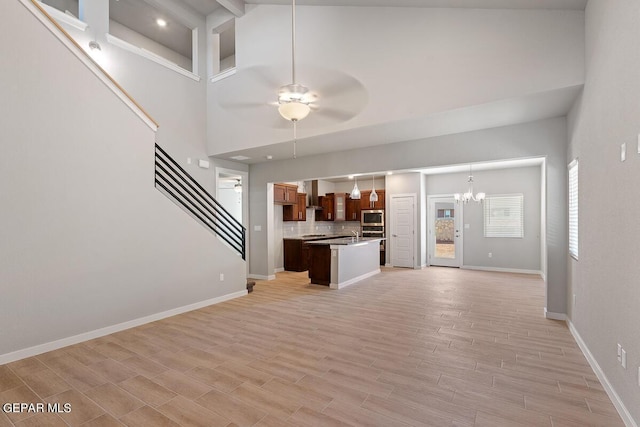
[
  {"xmin": 484, "ymin": 194, "xmax": 524, "ymax": 238},
  {"xmin": 568, "ymin": 159, "xmax": 579, "ymax": 259}
]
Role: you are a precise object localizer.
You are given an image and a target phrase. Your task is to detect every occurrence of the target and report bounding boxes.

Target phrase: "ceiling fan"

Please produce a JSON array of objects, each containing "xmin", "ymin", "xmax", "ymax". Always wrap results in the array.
[
  {"xmin": 277, "ymin": 0, "xmax": 311, "ymax": 126},
  {"xmin": 213, "ymin": 0, "xmax": 368, "ymax": 157}
]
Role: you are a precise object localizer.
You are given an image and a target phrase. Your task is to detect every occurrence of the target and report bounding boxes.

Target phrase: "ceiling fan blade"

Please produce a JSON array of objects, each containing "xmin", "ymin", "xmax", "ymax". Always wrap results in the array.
[
  {"xmin": 222, "ymin": 102, "xmax": 267, "ymax": 110},
  {"xmin": 313, "ymin": 107, "xmax": 356, "ymax": 122}
]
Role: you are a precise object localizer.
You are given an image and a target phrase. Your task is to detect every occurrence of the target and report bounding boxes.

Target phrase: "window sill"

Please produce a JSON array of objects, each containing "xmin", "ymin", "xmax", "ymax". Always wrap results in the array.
[
  {"xmin": 210, "ymin": 67, "xmax": 237, "ymax": 83},
  {"xmin": 106, "ymin": 34, "xmax": 201, "ymax": 82},
  {"xmin": 38, "ymin": 1, "xmax": 88, "ymax": 32}
]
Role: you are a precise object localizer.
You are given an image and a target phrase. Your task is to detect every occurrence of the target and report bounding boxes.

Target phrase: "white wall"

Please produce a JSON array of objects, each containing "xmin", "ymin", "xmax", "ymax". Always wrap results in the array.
[
  {"xmin": 208, "ymin": 5, "xmax": 584, "ymax": 153},
  {"xmin": 567, "ymin": 0, "xmax": 640, "ymax": 423},
  {"xmin": 424, "ymin": 166, "xmax": 542, "ymax": 272},
  {"xmin": 0, "ymin": 0, "xmax": 245, "ymax": 359},
  {"xmin": 249, "ymin": 117, "xmax": 567, "ymax": 314},
  {"xmin": 59, "ymin": 0, "xmax": 215, "ymax": 189}
]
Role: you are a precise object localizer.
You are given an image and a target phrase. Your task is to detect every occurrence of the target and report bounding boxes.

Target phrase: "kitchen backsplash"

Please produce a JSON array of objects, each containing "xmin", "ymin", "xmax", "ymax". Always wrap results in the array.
[{"xmin": 280, "ymin": 209, "xmax": 362, "ymax": 237}]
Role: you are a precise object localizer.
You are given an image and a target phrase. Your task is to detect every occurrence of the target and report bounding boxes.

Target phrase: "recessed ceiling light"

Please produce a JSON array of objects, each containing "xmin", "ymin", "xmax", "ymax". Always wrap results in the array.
[
  {"xmin": 387, "ymin": 171, "xmax": 393, "ymax": 175},
  {"xmin": 156, "ymin": 18, "xmax": 167, "ymax": 27},
  {"xmin": 266, "ymin": 155, "xmax": 273, "ymax": 160},
  {"xmin": 230, "ymin": 155, "xmax": 250, "ymax": 161}
]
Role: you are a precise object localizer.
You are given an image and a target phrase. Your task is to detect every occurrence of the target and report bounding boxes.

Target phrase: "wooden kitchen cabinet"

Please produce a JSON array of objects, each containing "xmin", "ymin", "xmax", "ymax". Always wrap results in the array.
[
  {"xmin": 360, "ymin": 190, "xmax": 385, "ymax": 210},
  {"xmin": 315, "ymin": 193, "xmax": 348, "ymax": 221},
  {"xmin": 274, "ymin": 183, "xmax": 298, "ymax": 205},
  {"xmin": 315, "ymin": 194, "xmax": 334, "ymax": 221},
  {"xmin": 283, "ymin": 239, "xmax": 310, "ymax": 271},
  {"xmin": 346, "ymin": 196, "xmax": 361, "ymax": 221},
  {"xmin": 334, "ymin": 193, "xmax": 347, "ymax": 221},
  {"xmin": 283, "ymin": 193, "xmax": 307, "ymax": 221}
]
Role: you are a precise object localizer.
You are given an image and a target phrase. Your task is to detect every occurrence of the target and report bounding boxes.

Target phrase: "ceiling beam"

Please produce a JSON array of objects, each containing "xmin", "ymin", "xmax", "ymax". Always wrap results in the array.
[{"xmin": 216, "ymin": 0, "xmax": 245, "ymax": 17}]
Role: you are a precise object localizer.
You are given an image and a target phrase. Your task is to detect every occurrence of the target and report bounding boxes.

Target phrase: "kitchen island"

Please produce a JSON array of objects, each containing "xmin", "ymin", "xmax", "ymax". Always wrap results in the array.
[{"xmin": 305, "ymin": 237, "xmax": 384, "ymax": 289}]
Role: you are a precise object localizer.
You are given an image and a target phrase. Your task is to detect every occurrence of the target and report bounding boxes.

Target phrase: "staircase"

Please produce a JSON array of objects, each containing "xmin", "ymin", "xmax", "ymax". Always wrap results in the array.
[{"xmin": 154, "ymin": 144, "xmax": 246, "ymax": 260}]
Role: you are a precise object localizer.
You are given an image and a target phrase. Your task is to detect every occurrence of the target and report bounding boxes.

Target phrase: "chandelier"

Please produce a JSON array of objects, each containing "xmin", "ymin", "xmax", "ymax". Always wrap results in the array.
[{"xmin": 454, "ymin": 165, "xmax": 485, "ymax": 204}]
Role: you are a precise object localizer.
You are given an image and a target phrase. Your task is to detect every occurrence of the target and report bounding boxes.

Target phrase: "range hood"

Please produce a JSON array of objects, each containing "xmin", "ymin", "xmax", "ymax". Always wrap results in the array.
[{"xmin": 306, "ymin": 180, "xmax": 323, "ymax": 210}]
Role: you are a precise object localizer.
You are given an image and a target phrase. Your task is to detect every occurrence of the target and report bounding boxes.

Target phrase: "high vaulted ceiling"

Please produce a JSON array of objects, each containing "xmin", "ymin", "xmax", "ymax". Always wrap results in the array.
[{"xmin": 208, "ymin": 3, "xmax": 585, "ymax": 163}]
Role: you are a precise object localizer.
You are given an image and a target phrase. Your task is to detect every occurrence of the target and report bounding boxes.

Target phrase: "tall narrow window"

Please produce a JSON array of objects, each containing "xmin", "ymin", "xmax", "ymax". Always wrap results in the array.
[
  {"xmin": 568, "ymin": 159, "xmax": 579, "ymax": 259},
  {"xmin": 484, "ymin": 194, "xmax": 524, "ymax": 238}
]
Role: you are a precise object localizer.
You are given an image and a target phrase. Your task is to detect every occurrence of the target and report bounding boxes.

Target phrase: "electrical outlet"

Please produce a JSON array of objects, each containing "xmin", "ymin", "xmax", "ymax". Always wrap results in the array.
[
  {"xmin": 617, "ymin": 344, "xmax": 622, "ymax": 362},
  {"xmin": 219, "ymin": 273, "xmax": 224, "ymax": 281},
  {"xmin": 187, "ymin": 157, "xmax": 192, "ymax": 164},
  {"xmin": 488, "ymin": 252, "xmax": 492, "ymax": 258},
  {"xmin": 621, "ymin": 349, "xmax": 627, "ymax": 369},
  {"xmin": 621, "ymin": 143, "xmax": 626, "ymax": 162}
]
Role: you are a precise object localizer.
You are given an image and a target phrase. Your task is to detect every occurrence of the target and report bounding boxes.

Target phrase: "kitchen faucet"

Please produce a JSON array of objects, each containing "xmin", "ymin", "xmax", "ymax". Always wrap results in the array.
[{"xmin": 352, "ymin": 230, "xmax": 359, "ymax": 240}]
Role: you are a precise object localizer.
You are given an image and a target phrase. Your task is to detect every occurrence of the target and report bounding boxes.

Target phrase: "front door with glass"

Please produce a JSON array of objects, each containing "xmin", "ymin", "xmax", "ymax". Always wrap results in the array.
[{"xmin": 429, "ymin": 197, "xmax": 462, "ymax": 267}]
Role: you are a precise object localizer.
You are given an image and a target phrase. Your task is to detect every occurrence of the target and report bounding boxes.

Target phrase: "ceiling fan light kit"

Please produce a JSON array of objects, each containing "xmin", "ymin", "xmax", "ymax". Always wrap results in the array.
[
  {"xmin": 278, "ymin": 100, "xmax": 310, "ymax": 121},
  {"xmin": 278, "ymin": 83, "xmax": 311, "ymax": 121}
]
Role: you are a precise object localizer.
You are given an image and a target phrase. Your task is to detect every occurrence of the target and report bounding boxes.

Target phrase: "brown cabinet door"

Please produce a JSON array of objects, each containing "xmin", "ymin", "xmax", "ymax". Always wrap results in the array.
[
  {"xmin": 284, "ymin": 193, "xmax": 307, "ymax": 221},
  {"xmin": 274, "ymin": 184, "xmax": 287, "ymax": 204},
  {"xmin": 316, "ymin": 195, "xmax": 334, "ymax": 221},
  {"xmin": 360, "ymin": 191, "xmax": 371, "ymax": 210},
  {"xmin": 346, "ymin": 197, "xmax": 361, "ymax": 221},
  {"xmin": 275, "ymin": 183, "xmax": 297, "ymax": 205},
  {"xmin": 286, "ymin": 186, "xmax": 297, "ymax": 204},
  {"xmin": 297, "ymin": 193, "xmax": 307, "ymax": 221}
]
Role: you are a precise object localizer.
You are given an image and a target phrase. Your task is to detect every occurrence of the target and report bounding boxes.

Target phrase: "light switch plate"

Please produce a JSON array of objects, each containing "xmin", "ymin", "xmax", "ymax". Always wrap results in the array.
[
  {"xmin": 622, "ymin": 348, "xmax": 627, "ymax": 369},
  {"xmin": 618, "ymin": 344, "xmax": 622, "ymax": 362},
  {"xmin": 621, "ymin": 143, "xmax": 626, "ymax": 162},
  {"xmin": 198, "ymin": 159, "xmax": 210, "ymax": 169},
  {"xmin": 254, "ymin": 225, "xmax": 262, "ymax": 231}
]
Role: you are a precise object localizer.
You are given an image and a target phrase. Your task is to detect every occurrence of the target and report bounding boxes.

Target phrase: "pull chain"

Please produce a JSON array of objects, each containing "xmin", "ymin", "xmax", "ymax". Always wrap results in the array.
[{"xmin": 293, "ymin": 121, "xmax": 297, "ymax": 159}]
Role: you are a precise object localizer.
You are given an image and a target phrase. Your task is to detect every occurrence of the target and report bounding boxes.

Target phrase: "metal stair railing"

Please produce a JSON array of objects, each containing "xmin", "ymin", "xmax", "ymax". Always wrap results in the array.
[{"xmin": 154, "ymin": 144, "xmax": 245, "ymax": 260}]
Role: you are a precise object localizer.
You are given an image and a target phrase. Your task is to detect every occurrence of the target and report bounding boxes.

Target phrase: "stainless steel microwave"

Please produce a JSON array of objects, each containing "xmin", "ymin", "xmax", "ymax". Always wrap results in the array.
[{"xmin": 361, "ymin": 209, "xmax": 384, "ymax": 226}]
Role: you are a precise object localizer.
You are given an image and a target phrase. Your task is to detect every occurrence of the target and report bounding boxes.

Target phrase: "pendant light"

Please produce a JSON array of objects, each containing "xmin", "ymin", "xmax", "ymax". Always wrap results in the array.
[
  {"xmin": 233, "ymin": 179, "xmax": 242, "ymax": 193},
  {"xmin": 454, "ymin": 165, "xmax": 485, "ymax": 204},
  {"xmin": 369, "ymin": 175, "xmax": 378, "ymax": 207},
  {"xmin": 350, "ymin": 176, "xmax": 361, "ymax": 200}
]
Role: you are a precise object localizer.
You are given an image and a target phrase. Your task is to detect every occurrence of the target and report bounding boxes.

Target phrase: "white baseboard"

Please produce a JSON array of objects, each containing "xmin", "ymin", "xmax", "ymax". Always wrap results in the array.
[
  {"xmin": 274, "ymin": 267, "xmax": 284, "ymax": 273},
  {"xmin": 462, "ymin": 265, "xmax": 543, "ymax": 277},
  {"xmin": 544, "ymin": 308, "xmax": 567, "ymax": 321},
  {"xmin": 0, "ymin": 289, "xmax": 247, "ymax": 365},
  {"xmin": 247, "ymin": 274, "xmax": 276, "ymax": 281},
  {"xmin": 567, "ymin": 320, "xmax": 638, "ymax": 427},
  {"xmin": 330, "ymin": 269, "xmax": 380, "ymax": 290}
]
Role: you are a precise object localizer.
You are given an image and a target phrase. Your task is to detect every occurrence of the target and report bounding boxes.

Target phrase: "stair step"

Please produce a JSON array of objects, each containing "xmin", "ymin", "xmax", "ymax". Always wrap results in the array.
[{"xmin": 246, "ymin": 280, "xmax": 256, "ymax": 293}]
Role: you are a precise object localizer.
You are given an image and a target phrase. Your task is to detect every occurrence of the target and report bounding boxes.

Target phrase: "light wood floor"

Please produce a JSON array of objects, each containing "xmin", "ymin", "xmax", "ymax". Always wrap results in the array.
[{"xmin": 0, "ymin": 267, "xmax": 624, "ymax": 426}]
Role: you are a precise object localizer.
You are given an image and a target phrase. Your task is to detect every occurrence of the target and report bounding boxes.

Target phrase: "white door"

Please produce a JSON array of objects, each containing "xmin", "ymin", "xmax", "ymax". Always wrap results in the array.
[
  {"xmin": 391, "ymin": 195, "xmax": 415, "ymax": 268},
  {"xmin": 428, "ymin": 196, "xmax": 462, "ymax": 267}
]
